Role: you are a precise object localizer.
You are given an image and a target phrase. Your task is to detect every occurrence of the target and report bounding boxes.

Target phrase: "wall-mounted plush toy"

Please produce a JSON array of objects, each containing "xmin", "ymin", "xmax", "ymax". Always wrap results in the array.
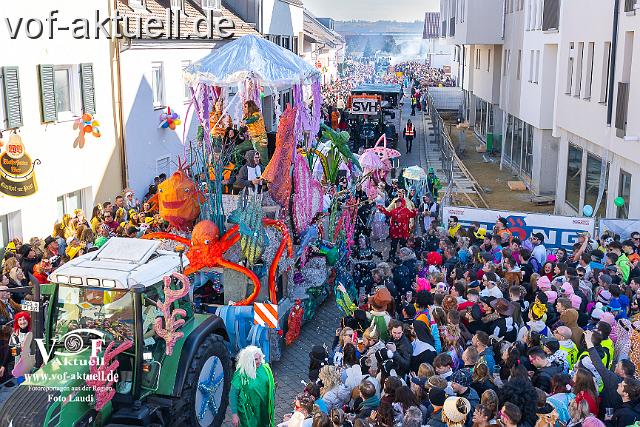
[
  {"xmin": 73, "ymin": 113, "xmax": 101, "ymax": 148},
  {"xmin": 159, "ymin": 107, "xmax": 182, "ymax": 130}
]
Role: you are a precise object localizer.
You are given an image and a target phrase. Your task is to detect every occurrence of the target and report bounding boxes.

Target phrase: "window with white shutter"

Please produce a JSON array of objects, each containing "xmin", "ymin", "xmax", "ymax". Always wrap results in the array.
[
  {"xmin": 80, "ymin": 63, "xmax": 96, "ymax": 115},
  {"xmin": 39, "ymin": 64, "xmax": 58, "ymax": 122},
  {"xmin": 2, "ymin": 67, "xmax": 23, "ymax": 129}
]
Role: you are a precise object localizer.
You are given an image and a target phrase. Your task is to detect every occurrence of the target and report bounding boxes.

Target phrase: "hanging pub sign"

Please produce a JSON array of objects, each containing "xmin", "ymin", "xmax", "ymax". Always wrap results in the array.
[{"xmin": 0, "ymin": 134, "xmax": 38, "ymax": 197}]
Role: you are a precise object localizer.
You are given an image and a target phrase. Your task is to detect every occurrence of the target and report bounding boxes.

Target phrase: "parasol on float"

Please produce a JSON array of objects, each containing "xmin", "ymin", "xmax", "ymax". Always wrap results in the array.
[
  {"xmin": 366, "ymin": 134, "xmax": 401, "ymax": 161},
  {"xmin": 184, "ymin": 34, "xmax": 320, "ymax": 88},
  {"xmin": 359, "ymin": 150, "xmax": 385, "ymax": 170},
  {"xmin": 403, "ymin": 166, "xmax": 427, "ymax": 180}
]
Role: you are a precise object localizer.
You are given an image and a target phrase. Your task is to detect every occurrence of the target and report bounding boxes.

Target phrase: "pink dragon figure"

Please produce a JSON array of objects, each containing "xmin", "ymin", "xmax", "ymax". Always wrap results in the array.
[
  {"xmin": 361, "ymin": 134, "xmax": 401, "ymax": 199},
  {"xmin": 86, "ymin": 339, "xmax": 133, "ymax": 411},
  {"xmin": 154, "ymin": 272, "xmax": 191, "ymax": 356}
]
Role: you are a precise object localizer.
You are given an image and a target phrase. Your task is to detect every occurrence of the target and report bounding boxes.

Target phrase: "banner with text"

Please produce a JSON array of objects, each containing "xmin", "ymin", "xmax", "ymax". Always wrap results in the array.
[
  {"xmin": 349, "ymin": 96, "xmax": 381, "ymax": 115},
  {"xmin": 443, "ymin": 206, "xmax": 596, "ymax": 250}
]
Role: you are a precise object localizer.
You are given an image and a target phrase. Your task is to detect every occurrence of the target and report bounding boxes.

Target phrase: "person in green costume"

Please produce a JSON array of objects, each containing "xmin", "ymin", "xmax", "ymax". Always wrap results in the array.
[{"xmin": 230, "ymin": 345, "xmax": 275, "ymax": 427}]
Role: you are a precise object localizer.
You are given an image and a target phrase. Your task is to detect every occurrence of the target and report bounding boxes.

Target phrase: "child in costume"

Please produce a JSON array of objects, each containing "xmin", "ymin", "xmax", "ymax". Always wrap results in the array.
[{"xmin": 10, "ymin": 311, "xmax": 35, "ymax": 380}]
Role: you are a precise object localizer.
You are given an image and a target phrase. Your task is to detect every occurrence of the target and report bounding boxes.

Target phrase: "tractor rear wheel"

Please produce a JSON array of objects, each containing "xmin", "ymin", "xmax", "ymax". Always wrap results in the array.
[{"xmin": 168, "ymin": 335, "xmax": 231, "ymax": 427}]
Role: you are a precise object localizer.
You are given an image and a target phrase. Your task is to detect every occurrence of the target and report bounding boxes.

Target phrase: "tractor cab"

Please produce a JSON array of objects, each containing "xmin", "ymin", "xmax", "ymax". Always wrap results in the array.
[{"xmin": 0, "ymin": 237, "xmax": 233, "ymax": 427}]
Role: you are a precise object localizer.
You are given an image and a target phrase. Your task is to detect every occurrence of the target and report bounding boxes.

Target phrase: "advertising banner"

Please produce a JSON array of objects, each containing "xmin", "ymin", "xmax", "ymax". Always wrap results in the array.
[
  {"xmin": 349, "ymin": 96, "xmax": 380, "ymax": 115},
  {"xmin": 443, "ymin": 206, "xmax": 596, "ymax": 250}
]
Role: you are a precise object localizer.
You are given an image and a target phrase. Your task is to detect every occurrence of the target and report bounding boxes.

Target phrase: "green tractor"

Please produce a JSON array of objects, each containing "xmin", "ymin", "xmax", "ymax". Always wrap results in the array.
[{"xmin": 0, "ymin": 238, "xmax": 232, "ymax": 426}]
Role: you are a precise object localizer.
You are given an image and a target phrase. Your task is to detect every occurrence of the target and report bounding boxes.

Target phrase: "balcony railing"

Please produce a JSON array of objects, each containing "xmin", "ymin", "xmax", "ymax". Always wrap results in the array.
[
  {"xmin": 449, "ymin": 17, "xmax": 456, "ymax": 37},
  {"xmin": 542, "ymin": 0, "xmax": 560, "ymax": 31},
  {"xmin": 441, "ymin": 20, "xmax": 447, "ymax": 37},
  {"xmin": 624, "ymin": 0, "xmax": 636, "ymax": 12},
  {"xmin": 615, "ymin": 82, "xmax": 630, "ymax": 135}
]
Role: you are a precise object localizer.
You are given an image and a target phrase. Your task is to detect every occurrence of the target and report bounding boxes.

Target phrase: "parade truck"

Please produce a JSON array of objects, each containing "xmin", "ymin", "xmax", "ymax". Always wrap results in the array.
[{"xmin": 0, "ymin": 237, "xmax": 232, "ymax": 427}]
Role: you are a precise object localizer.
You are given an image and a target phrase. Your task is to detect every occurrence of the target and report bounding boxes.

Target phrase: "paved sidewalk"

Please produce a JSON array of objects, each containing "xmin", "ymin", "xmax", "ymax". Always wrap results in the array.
[
  {"xmin": 397, "ymin": 87, "xmax": 431, "ymax": 171},
  {"xmin": 271, "ymin": 299, "xmax": 342, "ymax": 420},
  {"xmin": 224, "ymin": 298, "xmax": 342, "ymax": 424}
]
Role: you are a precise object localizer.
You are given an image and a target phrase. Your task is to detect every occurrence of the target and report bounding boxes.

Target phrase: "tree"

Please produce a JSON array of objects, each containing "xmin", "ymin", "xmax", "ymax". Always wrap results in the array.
[{"xmin": 362, "ymin": 39, "xmax": 374, "ymax": 58}]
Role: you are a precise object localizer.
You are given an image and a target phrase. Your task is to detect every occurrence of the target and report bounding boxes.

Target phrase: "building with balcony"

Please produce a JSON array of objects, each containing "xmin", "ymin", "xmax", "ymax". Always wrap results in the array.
[
  {"xmin": 498, "ymin": 0, "xmax": 561, "ymax": 195},
  {"xmin": 553, "ymin": 0, "xmax": 640, "ymax": 218},
  {"xmin": 440, "ymin": 0, "xmax": 505, "ymax": 44},
  {"xmin": 440, "ymin": 0, "xmax": 640, "ymax": 217},
  {"xmin": 440, "ymin": 0, "xmax": 505, "ymax": 158}
]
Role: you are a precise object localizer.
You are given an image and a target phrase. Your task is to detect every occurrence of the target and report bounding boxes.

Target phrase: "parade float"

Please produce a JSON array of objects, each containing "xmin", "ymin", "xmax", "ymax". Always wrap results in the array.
[
  {"xmin": 164, "ymin": 34, "xmax": 362, "ymax": 362},
  {"xmin": 0, "ymin": 34, "xmax": 365, "ymax": 427}
]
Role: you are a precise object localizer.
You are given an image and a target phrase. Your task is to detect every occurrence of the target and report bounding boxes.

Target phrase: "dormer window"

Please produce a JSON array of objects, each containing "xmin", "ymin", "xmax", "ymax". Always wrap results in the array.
[
  {"xmin": 128, "ymin": 0, "xmax": 145, "ymax": 9},
  {"xmin": 201, "ymin": 0, "xmax": 221, "ymax": 10}
]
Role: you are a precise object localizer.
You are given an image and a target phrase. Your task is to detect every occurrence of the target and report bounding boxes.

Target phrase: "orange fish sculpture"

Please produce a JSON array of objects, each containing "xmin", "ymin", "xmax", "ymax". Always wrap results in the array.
[{"xmin": 148, "ymin": 167, "xmax": 203, "ymax": 231}]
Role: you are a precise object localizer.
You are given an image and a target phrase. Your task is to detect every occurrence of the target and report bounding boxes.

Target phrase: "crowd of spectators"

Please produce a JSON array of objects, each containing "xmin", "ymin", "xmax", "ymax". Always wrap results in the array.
[
  {"xmin": 278, "ymin": 201, "xmax": 640, "ymax": 427},
  {"xmin": 0, "ymin": 176, "xmax": 172, "ymax": 386},
  {"xmin": 322, "ymin": 60, "xmax": 376, "ymax": 109}
]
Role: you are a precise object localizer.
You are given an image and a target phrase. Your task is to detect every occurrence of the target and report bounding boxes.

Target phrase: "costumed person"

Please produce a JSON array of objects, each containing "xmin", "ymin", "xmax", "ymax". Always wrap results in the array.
[
  {"xmin": 209, "ymin": 146, "xmax": 236, "ymax": 194},
  {"xmin": 377, "ymin": 197, "xmax": 417, "ymax": 262},
  {"xmin": 403, "ymin": 119, "xmax": 416, "ymax": 154},
  {"xmin": 230, "ymin": 345, "xmax": 275, "ymax": 427},
  {"xmin": 368, "ymin": 287, "xmax": 394, "ymax": 342},
  {"xmin": 331, "ymin": 108, "xmax": 340, "ymax": 130},
  {"xmin": 427, "ymin": 167, "xmax": 441, "ymax": 198},
  {"xmin": 9, "ymin": 311, "xmax": 35, "ymax": 380},
  {"xmin": 371, "ymin": 181, "xmax": 390, "ymax": 241},
  {"xmin": 209, "ymin": 97, "xmax": 232, "ymax": 140},
  {"xmin": 235, "ymin": 150, "xmax": 265, "ymax": 194},
  {"xmin": 241, "ymin": 100, "xmax": 269, "ymax": 164}
]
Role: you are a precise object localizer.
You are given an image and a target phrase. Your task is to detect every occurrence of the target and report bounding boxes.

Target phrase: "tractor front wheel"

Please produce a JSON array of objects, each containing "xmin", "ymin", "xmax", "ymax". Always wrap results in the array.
[{"xmin": 168, "ymin": 335, "xmax": 231, "ymax": 427}]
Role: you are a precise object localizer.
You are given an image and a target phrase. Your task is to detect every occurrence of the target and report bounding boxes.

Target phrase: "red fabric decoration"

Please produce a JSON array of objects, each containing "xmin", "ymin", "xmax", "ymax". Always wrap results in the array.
[{"xmin": 263, "ymin": 219, "xmax": 293, "ymax": 304}]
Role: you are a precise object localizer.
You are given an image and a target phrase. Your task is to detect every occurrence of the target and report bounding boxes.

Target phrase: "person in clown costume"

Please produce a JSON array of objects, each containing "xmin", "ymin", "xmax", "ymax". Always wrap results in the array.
[{"xmin": 377, "ymin": 197, "xmax": 417, "ymax": 262}]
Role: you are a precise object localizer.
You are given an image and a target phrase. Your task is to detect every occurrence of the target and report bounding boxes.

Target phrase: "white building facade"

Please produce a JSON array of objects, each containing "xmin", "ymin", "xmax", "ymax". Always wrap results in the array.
[
  {"xmin": 441, "ymin": 0, "xmax": 640, "ymax": 217},
  {"xmin": 117, "ymin": 0, "xmax": 257, "ymax": 199},
  {"xmin": 302, "ymin": 13, "xmax": 346, "ymax": 85},
  {"xmin": 0, "ymin": 0, "xmax": 124, "ymax": 245},
  {"xmin": 554, "ymin": 0, "xmax": 640, "ymax": 219}
]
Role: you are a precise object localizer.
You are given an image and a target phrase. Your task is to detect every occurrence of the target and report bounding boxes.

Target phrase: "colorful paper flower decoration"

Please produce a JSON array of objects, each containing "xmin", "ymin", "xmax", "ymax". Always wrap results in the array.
[{"xmin": 159, "ymin": 107, "xmax": 182, "ymax": 130}]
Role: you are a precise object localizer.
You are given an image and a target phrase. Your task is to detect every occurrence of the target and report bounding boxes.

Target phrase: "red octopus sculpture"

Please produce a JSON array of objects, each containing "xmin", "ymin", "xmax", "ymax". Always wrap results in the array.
[{"xmin": 143, "ymin": 219, "xmax": 292, "ymax": 306}]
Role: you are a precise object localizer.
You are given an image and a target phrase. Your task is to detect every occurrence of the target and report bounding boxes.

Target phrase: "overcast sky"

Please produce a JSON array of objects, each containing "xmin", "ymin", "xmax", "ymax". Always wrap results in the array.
[{"xmin": 303, "ymin": 0, "xmax": 440, "ymax": 22}]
